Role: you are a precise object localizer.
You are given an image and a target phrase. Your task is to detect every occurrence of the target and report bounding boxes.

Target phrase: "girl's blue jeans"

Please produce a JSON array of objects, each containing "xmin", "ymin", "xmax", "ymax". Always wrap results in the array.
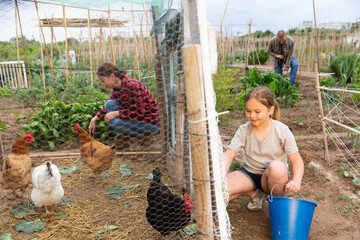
[
  {"xmin": 274, "ymin": 56, "xmax": 299, "ymax": 86},
  {"xmin": 105, "ymin": 99, "xmax": 160, "ymax": 137}
]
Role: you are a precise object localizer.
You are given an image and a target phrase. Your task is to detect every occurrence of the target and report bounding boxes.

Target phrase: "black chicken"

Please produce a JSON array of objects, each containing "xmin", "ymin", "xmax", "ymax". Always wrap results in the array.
[{"xmin": 146, "ymin": 168, "xmax": 193, "ymax": 236}]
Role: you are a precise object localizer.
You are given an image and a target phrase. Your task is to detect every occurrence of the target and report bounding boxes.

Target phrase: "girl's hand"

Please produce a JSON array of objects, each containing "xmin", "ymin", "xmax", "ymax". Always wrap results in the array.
[
  {"xmin": 105, "ymin": 111, "xmax": 118, "ymax": 123},
  {"xmin": 285, "ymin": 179, "xmax": 301, "ymax": 193}
]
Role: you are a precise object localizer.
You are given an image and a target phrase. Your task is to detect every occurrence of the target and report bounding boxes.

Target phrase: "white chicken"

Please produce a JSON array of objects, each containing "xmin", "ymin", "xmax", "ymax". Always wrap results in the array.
[{"xmin": 31, "ymin": 161, "xmax": 64, "ymax": 214}]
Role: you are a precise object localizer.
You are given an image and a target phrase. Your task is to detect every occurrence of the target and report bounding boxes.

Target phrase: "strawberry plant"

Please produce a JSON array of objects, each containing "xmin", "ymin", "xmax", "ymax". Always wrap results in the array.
[{"xmin": 21, "ymin": 94, "xmax": 115, "ymax": 150}]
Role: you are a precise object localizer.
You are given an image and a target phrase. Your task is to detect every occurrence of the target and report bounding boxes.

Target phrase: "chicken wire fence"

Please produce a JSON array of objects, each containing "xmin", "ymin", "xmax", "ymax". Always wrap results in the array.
[{"xmin": 0, "ymin": 0, "xmax": 231, "ymax": 239}]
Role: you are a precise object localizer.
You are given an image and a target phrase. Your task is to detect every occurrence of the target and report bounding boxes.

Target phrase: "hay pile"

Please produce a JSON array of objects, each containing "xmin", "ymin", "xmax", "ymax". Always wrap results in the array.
[{"xmin": 0, "ymin": 154, "xmax": 196, "ymax": 240}]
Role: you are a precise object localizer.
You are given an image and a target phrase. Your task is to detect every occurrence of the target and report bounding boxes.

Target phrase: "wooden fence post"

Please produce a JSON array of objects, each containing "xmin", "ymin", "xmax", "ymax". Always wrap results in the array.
[{"xmin": 183, "ymin": 44, "xmax": 213, "ymax": 239}]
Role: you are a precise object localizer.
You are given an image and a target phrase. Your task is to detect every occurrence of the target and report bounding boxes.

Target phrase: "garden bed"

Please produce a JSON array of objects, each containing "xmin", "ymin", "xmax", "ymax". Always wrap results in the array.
[{"xmin": 0, "ymin": 74, "xmax": 359, "ymax": 239}]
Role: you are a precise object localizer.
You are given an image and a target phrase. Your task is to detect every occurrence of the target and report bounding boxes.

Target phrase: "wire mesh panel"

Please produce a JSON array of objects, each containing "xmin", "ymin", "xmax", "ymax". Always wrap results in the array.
[{"xmin": 0, "ymin": 0, "xmax": 230, "ymax": 239}]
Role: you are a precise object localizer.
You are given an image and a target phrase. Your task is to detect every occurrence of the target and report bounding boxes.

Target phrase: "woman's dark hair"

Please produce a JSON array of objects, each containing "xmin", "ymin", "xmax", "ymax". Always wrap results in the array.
[
  {"xmin": 245, "ymin": 86, "xmax": 280, "ymax": 120},
  {"xmin": 96, "ymin": 62, "xmax": 127, "ymax": 79}
]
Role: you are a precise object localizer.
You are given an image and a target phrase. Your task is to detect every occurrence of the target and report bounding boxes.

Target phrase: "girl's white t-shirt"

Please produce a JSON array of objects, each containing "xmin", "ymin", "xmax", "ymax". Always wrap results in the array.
[{"xmin": 228, "ymin": 119, "xmax": 298, "ymax": 174}]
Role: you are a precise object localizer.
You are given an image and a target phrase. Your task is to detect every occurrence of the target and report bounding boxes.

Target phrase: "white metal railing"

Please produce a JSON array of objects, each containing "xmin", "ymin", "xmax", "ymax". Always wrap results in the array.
[{"xmin": 0, "ymin": 61, "xmax": 28, "ymax": 88}]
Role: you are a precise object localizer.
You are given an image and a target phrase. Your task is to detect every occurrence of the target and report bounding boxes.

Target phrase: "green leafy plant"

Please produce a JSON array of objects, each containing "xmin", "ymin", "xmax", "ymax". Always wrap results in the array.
[
  {"xmin": 212, "ymin": 67, "xmax": 301, "ymax": 113},
  {"xmin": 212, "ymin": 64, "xmax": 242, "ymax": 112},
  {"xmin": 328, "ymin": 54, "xmax": 360, "ymax": 86},
  {"xmin": 338, "ymin": 164, "xmax": 360, "ymax": 187},
  {"xmin": 0, "ymin": 121, "xmax": 10, "ymax": 132},
  {"xmin": 241, "ymin": 69, "xmax": 301, "ymax": 106},
  {"xmin": 0, "ymin": 86, "xmax": 15, "ymax": 97},
  {"xmin": 248, "ymin": 48, "xmax": 269, "ymax": 65},
  {"xmin": 21, "ymin": 94, "xmax": 114, "ymax": 150},
  {"xmin": 230, "ymin": 159, "xmax": 241, "ymax": 172},
  {"xmin": 348, "ymin": 125, "xmax": 360, "ymax": 149},
  {"xmin": 234, "ymin": 51, "xmax": 245, "ymax": 63}
]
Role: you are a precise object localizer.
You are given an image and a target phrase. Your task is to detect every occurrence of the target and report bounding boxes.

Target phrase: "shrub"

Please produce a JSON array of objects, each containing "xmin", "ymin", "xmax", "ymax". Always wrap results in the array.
[
  {"xmin": 248, "ymin": 48, "xmax": 269, "ymax": 65},
  {"xmin": 0, "ymin": 86, "xmax": 15, "ymax": 98},
  {"xmin": 328, "ymin": 54, "xmax": 360, "ymax": 85},
  {"xmin": 212, "ymin": 64, "xmax": 242, "ymax": 112}
]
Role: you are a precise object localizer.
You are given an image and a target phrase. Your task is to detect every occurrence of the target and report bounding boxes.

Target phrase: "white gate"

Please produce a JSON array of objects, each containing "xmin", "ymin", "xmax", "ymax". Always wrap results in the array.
[{"xmin": 0, "ymin": 61, "xmax": 28, "ymax": 88}]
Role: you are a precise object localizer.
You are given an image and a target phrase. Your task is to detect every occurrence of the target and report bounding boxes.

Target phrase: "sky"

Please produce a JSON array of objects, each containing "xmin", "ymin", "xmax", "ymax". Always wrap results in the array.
[
  {"xmin": 205, "ymin": 0, "xmax": 360, "ymax": 36},
  {"xmin": 0, "ymin": 0, "xmax": 360, "ymax": 42}
]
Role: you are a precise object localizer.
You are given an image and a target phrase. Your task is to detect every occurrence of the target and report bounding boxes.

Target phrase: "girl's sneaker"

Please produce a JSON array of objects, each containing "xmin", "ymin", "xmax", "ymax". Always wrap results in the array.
[{"xmin": 247, "ymin": 189, "xmax": 267, "ymax": 211}]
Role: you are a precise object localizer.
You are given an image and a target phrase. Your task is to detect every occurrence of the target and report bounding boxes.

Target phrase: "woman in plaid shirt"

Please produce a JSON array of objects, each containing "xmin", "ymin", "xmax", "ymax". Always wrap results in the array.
[{"xmin": 88, "ymin": 63, "xmax": 160, "ymax": 147}]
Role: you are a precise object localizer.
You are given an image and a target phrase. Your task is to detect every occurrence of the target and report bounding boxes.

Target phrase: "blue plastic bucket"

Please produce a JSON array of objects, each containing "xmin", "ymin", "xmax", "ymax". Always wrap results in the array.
[{"xmin": 266, "ymin": 184, "xmax": 317, "ymax": 240}]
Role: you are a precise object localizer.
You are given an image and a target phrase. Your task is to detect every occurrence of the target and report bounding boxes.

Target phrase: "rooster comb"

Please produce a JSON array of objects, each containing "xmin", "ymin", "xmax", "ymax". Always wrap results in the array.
[
  {"xmin": 25, "ymin": 132, "xmax": 34, "ymax": 141},
  {"xmin": 73, "ymin": 124, "xmax": 80, "ymax": 131},
  {"xmin": 183, "ymin": 196, "xmax": 193, "ymax": 207}
]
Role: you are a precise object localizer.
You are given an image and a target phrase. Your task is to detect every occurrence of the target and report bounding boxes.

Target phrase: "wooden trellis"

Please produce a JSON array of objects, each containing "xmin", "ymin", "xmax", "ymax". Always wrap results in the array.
[{"xmin": 39, "ymin": 18, "xmax": 129, "ymax": 28}]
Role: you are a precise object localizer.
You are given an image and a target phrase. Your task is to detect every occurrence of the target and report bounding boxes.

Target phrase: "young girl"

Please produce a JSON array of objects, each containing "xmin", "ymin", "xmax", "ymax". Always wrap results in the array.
[
  {"xmin": 88, "ymin": 63, "xmax": 160, "ymax": 148},
  {"xmin": 224, "ymin": 86, "xmax": 304, "ymax": 211}
]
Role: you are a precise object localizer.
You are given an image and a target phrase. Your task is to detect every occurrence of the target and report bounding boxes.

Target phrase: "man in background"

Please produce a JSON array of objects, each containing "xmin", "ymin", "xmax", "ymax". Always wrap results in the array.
[{"xmin": 268, "ymin": 30, "xmax": 299, "ymax": 86}]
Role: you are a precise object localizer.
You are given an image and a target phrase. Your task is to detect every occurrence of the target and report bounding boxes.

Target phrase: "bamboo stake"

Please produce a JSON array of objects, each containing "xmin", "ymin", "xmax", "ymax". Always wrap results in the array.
[
  {"xmin": 15, "ymin": 0, "xmax": 33, "ymax": 85},
  {"xmin": 87, "ymin": 9, "xmax": 94, "ymax": 87},
  {"xmin": 62, "ymin": 3, "xmax": 70, "ymax": 89},
  {"xmin": 79, "ymin": 31, "xmax": 87, "ymax": 65},
  {"xmin": 183, "ymin": 44, "xmax": 213, "ymax": 239},
  {"xmin": 38, "ymin": 28, "xmax": 47, "ymax": 103},
  {"xmin": 96, "ymin": 25, "xmax": 103, "ymax": 68},
  {"xmin": 131, "ymin": 3, "xmax": 141, "ymax": 80},
  {"xmin": 139, "ymin": 14, "xmax": 150, "ymax": 77},
  {"xmin": 143, "ymin": 4, "xmax": 152, "ymax": 76},
  {"xmin": 250, "ymin": 32, "xmax": 261, "ymax": 65},
  {"xmin": 175, "ymin": 71, "xmax": 186, "ymax": 190},
  {"xmin": 297, "ymin": 26, "xmax": 303, "ymax": 76},
  {"xmin": 312, "ymin": 0, "xmax": 329, "ymax": 163},
  {"xmin": 15, "ymin": 0, "xmax": 23, "ymax": 87},
  {"xmin": 34, "ymin": 0, "xmax": 54, "ymax": 85},
  {"xmin": 138, "ymin": 14, "xmax": 144, "ymax": 65},
  {"xmin": 312, "ymin": 0, "xmax": 321, "ymax": 74},
  {"xmin": 245, "ymin": 20, "xmax": 252, "ymax": 69},
  {"xmin": 314, "ymin": 62, "xmax": 330, "ymax": 163},
  {"xmin": 107, "ymin": 5, "xmax": 116, "ymax": 64},
  {"xmin": 102, "ymin": 29, "xmax": 108, "ymax": 63},
  {"xmin": 307, "ymin": 30, "xmax": 313, "ymax": 71},
  {"xmin": 302, "ymin": 27, "xmax": 308, "ymax": 71},
  {"xmin": 50, "ymin": 24, "xmax": 54, "ymax": 88},
  {"xmin": 46, "ymin": 14, "xmax": 66, "ymax": 69}
]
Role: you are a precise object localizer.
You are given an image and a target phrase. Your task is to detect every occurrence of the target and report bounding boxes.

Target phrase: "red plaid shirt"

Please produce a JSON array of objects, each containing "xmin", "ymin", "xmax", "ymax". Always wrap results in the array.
[{"xmin": 96, "ymin": 76, "xmax": 159, "ymax": 126}]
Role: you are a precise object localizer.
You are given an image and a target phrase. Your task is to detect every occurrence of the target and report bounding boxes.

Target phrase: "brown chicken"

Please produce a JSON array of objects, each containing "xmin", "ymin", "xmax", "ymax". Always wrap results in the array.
[
  {"xmin": 1, "ymin": 132, "xmax": 34, "ymax": 198},
  {"xmin": 73, "ymin": 124, "xmax": 116, "ymax": 176}
]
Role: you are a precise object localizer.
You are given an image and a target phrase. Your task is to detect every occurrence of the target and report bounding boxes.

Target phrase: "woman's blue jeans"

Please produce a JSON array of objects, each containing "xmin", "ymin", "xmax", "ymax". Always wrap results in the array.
[
  {"xmin": 274, "ymin": 56, "xmax": 299, "ymax": 86},
  {"xmin": 105, "ymin": 99, "xmax": 160, "ymax": 137}
]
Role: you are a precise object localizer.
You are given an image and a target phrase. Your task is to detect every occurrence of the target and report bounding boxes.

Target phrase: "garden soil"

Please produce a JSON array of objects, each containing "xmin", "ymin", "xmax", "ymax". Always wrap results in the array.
[{"xmin": 0, "ymin": 71, "xmax": 359, "ymax": 239}]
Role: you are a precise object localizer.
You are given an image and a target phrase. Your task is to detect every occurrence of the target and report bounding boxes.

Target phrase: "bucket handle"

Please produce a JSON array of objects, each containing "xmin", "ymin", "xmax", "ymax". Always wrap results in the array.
[{"xmin": 268, "ymin": 183, "xmax": 305, "ymax": 202}]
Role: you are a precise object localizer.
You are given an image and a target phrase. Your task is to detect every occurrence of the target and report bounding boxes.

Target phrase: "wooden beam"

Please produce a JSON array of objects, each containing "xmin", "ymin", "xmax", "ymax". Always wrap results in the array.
[{"xmin": 30, "ymin": 151, "xmax": 162, "ymax": 158}]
